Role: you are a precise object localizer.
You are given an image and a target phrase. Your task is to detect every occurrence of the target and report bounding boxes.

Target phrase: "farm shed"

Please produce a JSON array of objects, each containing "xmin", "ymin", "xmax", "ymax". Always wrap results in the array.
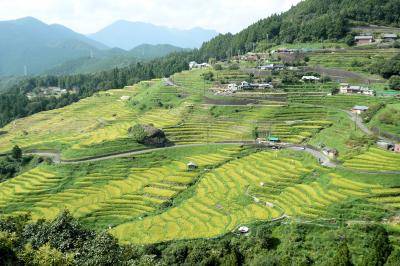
[
  {"xmin": 268, "ymin": 137, "xmax": 281, "ymax": 143},
  {"xmin": 354, "ymin": 36, "xmax": 374, "ymax": 45},
  {"xmin": 394, "ymin": 144, "xmax": 400, "ymax": 153},
  {"xmin": 189, "ymin": 61, "xmax": 209, "ymax": 69},
  {"xmin": 187, "ymin": 161, "xmax": 198, "ymax": 170},
  {"xmin": 377, "ymin": 141, "xmax": 394, "ymax": 151},
  {"xmin": 382, "ymin": 34, "xmax": 398, "ymax": 42},
  {"xmin": 120, "ymin": 96, "xmax": 130, "ymax": 101},
  {"xmin": 323, "ymin": 148, "xmax": 339, "ymax": 159},
  {"xmin": 351, "ymin": 106, "xmax": 369, "ymax": 114},
  {"xmin": 301, "ymin": 76, "xmax": 320, "ymax": 82},
  {"xmin": 238, "ymin": 226, "xmax": 249, "ymax": 234}
]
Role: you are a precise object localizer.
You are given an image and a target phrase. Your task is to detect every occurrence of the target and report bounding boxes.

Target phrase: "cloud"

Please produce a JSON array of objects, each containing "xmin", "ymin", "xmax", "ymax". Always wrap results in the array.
[{"xmin": 0, "ymin": 0, "xmax": 302, "ymax": 34}]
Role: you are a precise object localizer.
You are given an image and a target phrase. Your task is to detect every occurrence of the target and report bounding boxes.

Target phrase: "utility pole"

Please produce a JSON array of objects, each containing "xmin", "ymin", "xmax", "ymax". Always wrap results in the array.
[
  {"xmin": 354, "ymin": 112, "xmax": 358, "ymax": 131},
  {"xmin": 203, "ymin": 78, "xmax": 206, "ymax": 96},
  {"xmin": 207, "ymin": 124, "xmax": 210, "ymax": 144}
]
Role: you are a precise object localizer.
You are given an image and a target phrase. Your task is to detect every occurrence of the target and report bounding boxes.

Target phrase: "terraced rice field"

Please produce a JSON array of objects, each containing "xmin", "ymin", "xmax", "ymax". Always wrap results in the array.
[
  {"xmin": 0, "ymin": 146, "xmax": 242, "ymax": 227},
  {"xmin": 0, "ymin": 80, "xmax": 195, "ymax": 159},
  {"xmin": 308, "ymin": 48, "xmax": 400, "ymax": 74},
  {"xmin": 112, "ymin": 149, "xmax": 400, "ymax": 244},
  {"xmin": 171, "ymin": 69, "xmax": 214, "ymax": 93},
  {"xmin": 281, "ymin": 82, "xmax": 338, "ymax": 93},
  {"xmin": 112, "ymin": 151, "xmax": 293, "ymax": 244},
  {"xmin": 215, "ymin": 70, "xmax": 249, "ymax": 83},
  {"xmin": 165, "ymin": 105, "xmax": 333, "ymax": 145},
  {"xmin": 0, "ymin": 86, "xmax": 139, "ymax": 156},
  {"xmin": 343, "ymin": 148, "xmax": 400, "ymax": 172},
  {"xmin": 289, "ymin": 94, "xmax": 394, "ymax": 110}
]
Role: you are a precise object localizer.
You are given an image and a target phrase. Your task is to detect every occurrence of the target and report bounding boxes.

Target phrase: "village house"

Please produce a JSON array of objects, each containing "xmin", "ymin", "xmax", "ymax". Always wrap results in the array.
[
  {"xmin": 238, "ymin": 226, "xmax": 249, "ymax": 234},
  {"xmin": 382, "ymin": 34, "xmax": 398, "ymax": 42},
  {"xmin": 340, "ymin": 83, "xmax": 375, "ymax": 96},
  {"xmin": 238, "ymin": 81, "xmax": 273, "ymax": 90},
  {"xmin": 228, "ymin": 83, "xmax": 239, "ymax": 92},
  {"xmin": 354, "ymin": 36, "xmax": 374, "ymax": 45},
  {"xmin": 301, "ymin": 76, "xmax": 320, "ymax": 82},
  {"xmin": 258, "ymin": 64, "xmax": 285, "ymax": 71},
  {"xmin": 323, "ymin": 148, "xmax": 339, "ymax": 159},
  {"xmin": 351, "ymin": 105, "xmax": 369, "ymax": 114},
  {"xmin": 189, "ymin": 61, "xmax": 209, "ymax": 70},
  {"xmin": 377, "ymin": 140, "xmax": 394, "ymax": 151},
  {"xmin": 240, "ymin": 53, "xmax": 258, "ymax": 61},
  {"xmin": 395, "ymin": 144, "xmax": 400, "ymax": 153},
  {"xmin": 275, "ymin": 48, "xmax": 291, "ymax": 54},
  {"xmin": 120, "ymin": 96, "xmax": 130, "ymax": 101},
  {"xmin": 187, "ymin": 161, "xmax": 198, "ymax": 170}
]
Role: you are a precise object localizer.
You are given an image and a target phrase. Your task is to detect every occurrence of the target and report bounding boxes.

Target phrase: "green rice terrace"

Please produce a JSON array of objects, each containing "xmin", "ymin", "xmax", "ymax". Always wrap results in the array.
[
  {"xmin": 1, "ymin": 57, "xmax": 400, "ymax": 249},
  {"xmin": 308, "ymin": 48, "xmax": 400, "ymax": 77}
]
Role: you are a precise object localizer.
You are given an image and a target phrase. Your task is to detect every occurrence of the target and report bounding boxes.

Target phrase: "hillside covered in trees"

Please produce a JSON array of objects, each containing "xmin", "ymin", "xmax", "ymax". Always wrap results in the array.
[{"xmin": 199, "ymin": 0, "xmax": 400, "ymax": 59}]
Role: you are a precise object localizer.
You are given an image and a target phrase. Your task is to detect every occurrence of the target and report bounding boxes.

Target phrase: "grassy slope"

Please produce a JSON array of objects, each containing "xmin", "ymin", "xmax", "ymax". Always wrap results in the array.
[{"xmin": 368, "ymin": 103, "xmax": 400, "ymax": 136}]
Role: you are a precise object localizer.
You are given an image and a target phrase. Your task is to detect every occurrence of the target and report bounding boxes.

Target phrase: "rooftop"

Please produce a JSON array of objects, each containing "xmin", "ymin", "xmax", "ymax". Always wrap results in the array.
[
  {"xmin": 355, "ymin": 36, "xmax": 373, "ymax": 40},
  {"xmin": 269, "ymin": 137, "xmax": 280, "ymax": 141},
  {"xmin": 383, "ymin": 34, "xmax": 397, "ymax": 38},
  {"xmin": 352, "ymin": 106, "xmax": 369, "ymax": 111}
]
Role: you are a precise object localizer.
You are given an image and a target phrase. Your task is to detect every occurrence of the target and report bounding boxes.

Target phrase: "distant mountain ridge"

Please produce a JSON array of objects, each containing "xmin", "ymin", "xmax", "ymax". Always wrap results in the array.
[
  {"xmin": 46, "ymin": 44, "xmax": 188, "ymax": 75},
  {"xmin": 0, "ymin": 17, "xmax": 108, "ymax": 76},
  {"xmin": 0, "ymin": 17, "xmax": 195, "ymax": 77},
  {"xmin": 88, "ymin": 20, "xmax": 219, "ymax": 50}
]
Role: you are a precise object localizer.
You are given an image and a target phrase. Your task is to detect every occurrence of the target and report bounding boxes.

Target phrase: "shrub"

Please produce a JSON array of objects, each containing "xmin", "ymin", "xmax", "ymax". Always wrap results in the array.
[
  {"xmin": 389, "ymin": 75, "xmax": 400, "ymax": 90},
  {"xmin": 201, "ymin": 71, "xmax": 214, "ymax": 81},
  {"xmin": 128, "ymin": 124, "xmax": 147, "ymax": 143},
  {"xmin": 361, "ymin": 103, "xmax": 385, "ymax": 123},
  {"xmin": 378, "ymin": 109, "xmax": 400, "ymax": 126},
  {"xmin": 213, "ymin": 64, "xmax": 223, "ymax": 71},
  {"xmin": 229, "ymin": 64, "xmax": 240, "ymax": 70},
  {"xmin": 11, "ymin": 145, "xmax": 22, "ymax": 160}
]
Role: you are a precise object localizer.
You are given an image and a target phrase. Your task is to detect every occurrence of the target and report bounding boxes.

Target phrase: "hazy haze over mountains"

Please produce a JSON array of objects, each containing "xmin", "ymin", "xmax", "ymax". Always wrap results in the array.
[{"xmin": 88, "ymin": 20, "xmax": 219, "ymax": 50}]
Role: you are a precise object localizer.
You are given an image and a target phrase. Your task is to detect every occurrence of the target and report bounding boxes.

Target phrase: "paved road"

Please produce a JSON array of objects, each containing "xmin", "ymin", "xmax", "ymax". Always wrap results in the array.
[
  {"xmin": 288, "ymin": 146, "xmax": 338, "ymax": 168},
  {"xmin": 345, "ymin": 111, "xmax": 373, "ymax": 136},
  {"xmin": 297, "ymin": 102, "xmax": 397, "ymax": 143},
  {"xmin": 25, "ymin": 151, "xmax": 61, "ymax": 164},
  {"xmin": 27, "ymin": 143, "xmax": 248, "ymax": 165},
  {"xmin": 26, "ymin": 142, "xmax": 338, "ymax": 167},
  {"xmin": 26, "ymin": 142, "xmax": 400, "ymax": 174}
]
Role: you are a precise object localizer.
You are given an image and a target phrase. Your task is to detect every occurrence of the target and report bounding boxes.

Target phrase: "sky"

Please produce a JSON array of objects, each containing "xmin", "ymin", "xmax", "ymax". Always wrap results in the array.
[{"xmin": 0, "ymin": 0, "xmax": 302, "ymax": 34}]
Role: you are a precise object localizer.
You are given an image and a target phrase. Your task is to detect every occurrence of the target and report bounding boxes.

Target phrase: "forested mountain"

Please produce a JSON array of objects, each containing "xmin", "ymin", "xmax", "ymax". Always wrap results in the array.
[
  {"xmin": 130, "ymin": 44, "xmax": 189, "ymax": 59},
  {"xmin": 46, "ymin": 44, "xmax": 187, "ymax": 75},
  {"xmin": 0, "ymin": 17, "xmax": 108, "ymax": 76},
  {"xmin": 199, "ymin": 0, "xmax": 400, "ymax": 59},
  {"xmin": 88, "ymin": 20, "xmax": 219, "ymax": 49}
]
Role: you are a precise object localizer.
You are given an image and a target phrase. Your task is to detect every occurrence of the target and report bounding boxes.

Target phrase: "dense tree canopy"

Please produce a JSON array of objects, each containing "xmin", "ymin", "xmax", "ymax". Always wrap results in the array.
[{"xmin": 0, "ymin": 211, "xmax": 398, "ymax": 265}]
